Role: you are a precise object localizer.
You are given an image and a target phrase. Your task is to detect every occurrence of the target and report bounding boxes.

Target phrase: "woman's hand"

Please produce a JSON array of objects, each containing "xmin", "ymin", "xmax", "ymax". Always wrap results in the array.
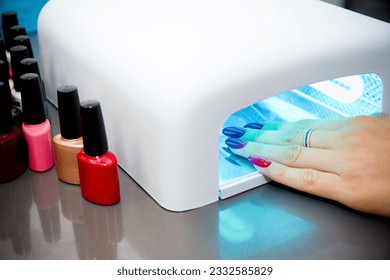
[{"xmin": 223, "ymin": 113, "xmax": 390, "ymax": 218}]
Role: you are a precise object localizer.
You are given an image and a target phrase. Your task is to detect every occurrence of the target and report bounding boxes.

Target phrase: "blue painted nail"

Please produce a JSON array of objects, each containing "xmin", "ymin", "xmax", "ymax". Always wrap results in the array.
[
  {"xmin": 244, "ymin": 122, "xmax": 265, "ymax": 130},
  {"xmin": 225, "ymin": 138, "xmax": 247, "ymax": 149},
  {"xmin": 222, "ymin": 127, "xmax": 246, "ymax": 138}
]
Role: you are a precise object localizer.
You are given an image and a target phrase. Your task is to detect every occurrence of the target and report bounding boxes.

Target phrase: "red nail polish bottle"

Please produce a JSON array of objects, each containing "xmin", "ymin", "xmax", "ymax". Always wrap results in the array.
[
  {"xmin": 0, "ymin": 82, "xmax": 27, "ymax": 183},
  {"xmin": 77, "ymin": 100, "xmax": 120, "ymax": 205}
]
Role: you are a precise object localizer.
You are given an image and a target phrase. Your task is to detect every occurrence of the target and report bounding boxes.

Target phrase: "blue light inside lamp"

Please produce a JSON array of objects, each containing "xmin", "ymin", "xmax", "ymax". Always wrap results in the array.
[{"xmin": 219, "ymin": 73, "xmax": 383, "ymax": 185}]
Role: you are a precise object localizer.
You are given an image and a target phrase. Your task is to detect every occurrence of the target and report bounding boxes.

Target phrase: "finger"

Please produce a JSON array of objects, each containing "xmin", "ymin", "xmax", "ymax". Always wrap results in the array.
[
  {"xmin": 249, "ymin": 129, "xmax": 339, "ymax": 149},
  {"xmin": 248, "ymin": 156, "xmax": 344, "ymax": 202},
  {"xmin": 226, "ymin": 139, "xmax": 341, "ymax": 173},
  {"xmin": 223, "ymin": 127, "xmax": 339, "ymax": 149},
  {"xmin": 262, "ymin": 118, "xmax": 350, "ymax": 131}
]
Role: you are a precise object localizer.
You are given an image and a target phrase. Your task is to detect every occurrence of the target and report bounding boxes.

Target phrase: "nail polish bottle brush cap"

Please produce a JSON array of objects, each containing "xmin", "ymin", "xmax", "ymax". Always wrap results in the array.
[
  {"xmin": 0, "ymin": 82, "xmax": 13, "ymax": 134},
  {"xmin": 9, "ymin": 25, "xmax": 27, "ymax": 48},
  {"xmin": 57, "ymin": 85, "xmax": 82, "ymax": 140},
  {"xmin": 10, "ymin": 45, "xmax": 29, "ymax": 71},
  {"xmin": 14, "ymin": 35, "xmax": 34, "ymax": 57},
  {"xmin": 80, "ymin": 100, "xmax": 108, "ymax": 156},
  {"xmin": 20, "ymin": 58, "xmax": 46, "ymax": 101},
  {"xmin": 1, "ymin": 12, "xmax": 19, "ymax": 50},
  {"xmin": 20, "ymin": 73, "xmax": 46, "ymax": 125},
  {"xmin": 10, "ymin": 45, "xmax": 29, "ymax": 91},
  {"xmin": 20, "ymin": 58, "xmax": 41, "ymax": 76}
]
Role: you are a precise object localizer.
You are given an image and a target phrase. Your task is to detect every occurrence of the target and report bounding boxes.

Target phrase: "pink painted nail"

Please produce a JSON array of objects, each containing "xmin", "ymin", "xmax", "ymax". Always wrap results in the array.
[{"xmin": 248, "ymin": 155, "xmax": 271, "ymax": 168}]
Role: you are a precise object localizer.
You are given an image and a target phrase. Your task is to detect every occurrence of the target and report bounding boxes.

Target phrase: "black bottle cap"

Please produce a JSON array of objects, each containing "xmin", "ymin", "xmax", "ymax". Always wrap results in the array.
[
  {"xmin": 1, "ymin": 12, "xmax": 19, "ymax": 51},
  {"xmin": 13, "ymin": 35, "xmax": 34, "ymax": 57},
  {"xmin": 0, "ymin": 81, "xmax": 13, "ymax": 134},
  {"xmin": 57, "ymin": 85, "xmax": 82, "ymax": 140},
  {"xmin": 20, "ymin": 73, "xmax": 46, "ymax": 125},
  {"xmin": 0, "ymin": 59, "xmax": 10, "ymax": 83},
  {"xmin": 20, "ymin": 58, "xmax": 46, "ymax": 101},
  {"xmin": 10, "ymin": 45, "xmax": 29, "ymax": 91},
  {"xmin": 9, "ymin": 25, "xmax": 26, "ymax": 48},
  {"xmin": 20, "ymin": 58, "xmax": 40, "ymax": 76},
  {"xmin": 80, "ymin": 100, "xmax": 108, "ymax": 156}
]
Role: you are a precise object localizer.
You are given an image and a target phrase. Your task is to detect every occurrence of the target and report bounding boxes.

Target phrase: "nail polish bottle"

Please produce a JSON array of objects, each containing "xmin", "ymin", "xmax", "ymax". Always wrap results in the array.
[
  {"xmin": 1, "ymin": 12, "xmax": 19, "ymax": 52},
  {"xmin": 53, "ymin": 85, "xmax": 83, "ymax": 185},
  {"xmin": 20, "ymin": 73, "xmax": 54, "ymax": 172},
  {"xmin": 0, "ymin": 82, "xmax": 27, "ymax": 183},
  {"xmin": 77, "ymin": 100, "xmax": 120, "ymax": 205}
]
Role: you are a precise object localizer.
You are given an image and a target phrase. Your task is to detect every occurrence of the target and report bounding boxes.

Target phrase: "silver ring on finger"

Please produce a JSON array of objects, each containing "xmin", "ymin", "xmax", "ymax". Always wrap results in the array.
[{"xmin": 303, "ymin": 128, "xmax": 315, "ymax": 148}]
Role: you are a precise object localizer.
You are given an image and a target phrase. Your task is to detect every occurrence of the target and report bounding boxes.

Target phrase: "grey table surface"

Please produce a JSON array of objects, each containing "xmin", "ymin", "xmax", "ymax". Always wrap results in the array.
[
  {"xmin": 1, "ymin": 103, "xmax": 390, "ymax": 260},
  {"xmin": 1, "ymin": 35, "xmax": 390, "ymax": 260}
]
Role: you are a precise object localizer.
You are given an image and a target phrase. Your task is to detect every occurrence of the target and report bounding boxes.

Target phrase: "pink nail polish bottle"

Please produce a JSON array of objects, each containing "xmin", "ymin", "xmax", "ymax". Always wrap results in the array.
[{"xmin": 20, "ymin": 73, "xmax": 54, "ymax": 172}]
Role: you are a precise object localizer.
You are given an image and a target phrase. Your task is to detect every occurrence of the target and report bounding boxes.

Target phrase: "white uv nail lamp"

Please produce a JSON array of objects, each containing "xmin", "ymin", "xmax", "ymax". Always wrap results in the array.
[{"xmin": 38, "ymin": 0, "xmax": 390, "ymax": 211}]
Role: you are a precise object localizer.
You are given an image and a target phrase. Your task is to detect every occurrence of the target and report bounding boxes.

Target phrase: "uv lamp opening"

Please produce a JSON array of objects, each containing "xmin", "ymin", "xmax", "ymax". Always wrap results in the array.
[{"xmin": 219, "ymin": 73, "xmax": 383, "ymax": 199}]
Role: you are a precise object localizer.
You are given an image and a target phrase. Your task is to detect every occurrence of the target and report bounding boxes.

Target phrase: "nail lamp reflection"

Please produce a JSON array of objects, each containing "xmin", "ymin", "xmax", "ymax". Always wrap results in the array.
[
  {"xmin": 219, "ymin": 74, "xmax": 383, "ymax": 198},
  {"xmin": 218, "ymin": 201, "xmax": 315, "ymax": 259},
  {"xmin": 38, "ymin": 0, "xmax": 390, "ymax": 211}
]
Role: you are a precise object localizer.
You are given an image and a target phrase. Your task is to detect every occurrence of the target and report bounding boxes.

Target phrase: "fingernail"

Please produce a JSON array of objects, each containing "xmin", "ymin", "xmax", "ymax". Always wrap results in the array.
[
  {"xmin": 222, "ymin": 147, "xmax": 232, "ymax": 154},
  {"xmin": 244, "ymin": 122, "xmax": 265, "ymax": 130},
  {"xmin": 222, "ymin": 127, "xmax": 246, "ymax": 138},
  {"xmin": 225, "ymin": 138, "xmax": 247, "ymax": 149},
  {"xmin": 248, "ymin": 155, "xmax": 271, "ymax": 168}
]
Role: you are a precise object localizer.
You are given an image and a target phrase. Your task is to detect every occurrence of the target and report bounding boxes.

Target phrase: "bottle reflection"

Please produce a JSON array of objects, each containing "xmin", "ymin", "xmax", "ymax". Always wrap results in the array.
[
  {"xmin": 83, "ymin": 199, "xmax": 123, "ymax": 259},
  {"xmin": 0, "ymin": 180, "xmax": 33, "ymax": 255},
  {"xmin": 58, "ymin": 183, "xmax": 123, "ymax": 259},
  {"xmin": 31, "ymin": 171, "xmax": 61, "ymax": 243},
  {"xmin": 58, "ymin": 183, "xmax": 90, "ymax": 259}
]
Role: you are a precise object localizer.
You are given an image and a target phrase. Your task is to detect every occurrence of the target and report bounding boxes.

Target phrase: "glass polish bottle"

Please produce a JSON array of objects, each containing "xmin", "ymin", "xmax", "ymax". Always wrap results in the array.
[
  {"xmin": 20, "ymin": 73, "xmax": 54, "ymax": 172},
  {"xmin": 53, "ymin": 85, "xmax": 83, "ymax": 184},
  {"xmin": 77, "ymin": 100, "xmax": 120, "ymax": 205},
  {"xmin": 0, "ymin": 81, "xmax": 27, "ymax": 182}
]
